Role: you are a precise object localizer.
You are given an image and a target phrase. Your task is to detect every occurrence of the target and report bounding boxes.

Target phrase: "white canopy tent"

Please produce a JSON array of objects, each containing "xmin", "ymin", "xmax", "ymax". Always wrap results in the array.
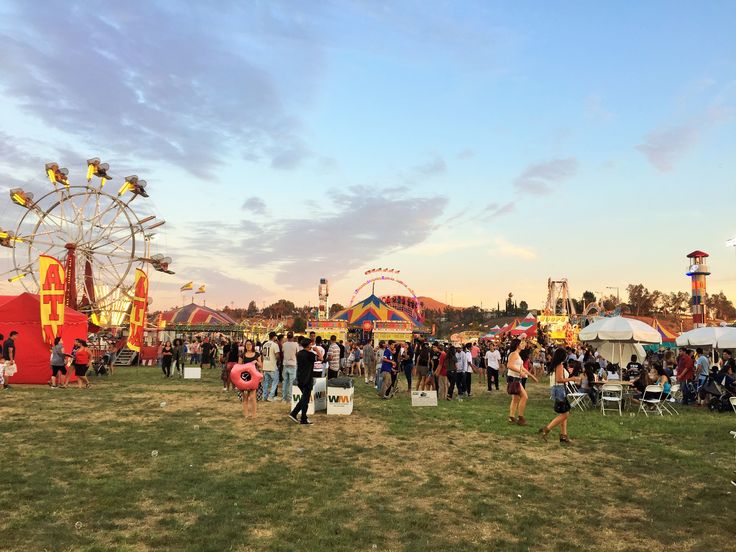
[
  {"xmin": 675, "ymin": 326, "xmax": 736, "ymax": 349},
  {"xmin": 579, "ymin": 316, "xmax": 661, "ymax": 365}
]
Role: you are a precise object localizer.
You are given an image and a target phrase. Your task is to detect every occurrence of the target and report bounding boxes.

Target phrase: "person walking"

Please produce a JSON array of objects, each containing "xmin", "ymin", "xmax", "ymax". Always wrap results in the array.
[
  {"xmin": 261, "ymin": 332, "xmax": 281, "ymax": 401},
  {"xmin": 49, "ymin": 336, "xmax": 68, "ymax": 388},
  {"xmin": 379, "ymin": 341, "xmax": 397, "ymax": 399},
  {"xmin": 485, "ymin": 343, "xmax": 501, "ymax": 392},
  {"xmin": 415, "ymin": 342, "xmax": 431, "ymax": 390},
  {"xmin": 506, "ymin": 338, "xmax": 538, "ymax": 426},
  {"xmin": 161, "ymin": 340, "xmax": 173, "ymax": 378},
  {"xmin": 374, "ymin": 340, "xmax": 386, "ymax": 392},
  {"xmin": 362, "ymin": 341, "xmax": 375, "ymax": 384},
  {"xmin": 73, "ymin": 339, "xmax": 92, "ymax": 389},
  {"xmin": 240, "ymin": 339, "xmax": 261, "ymax": 418},
  {"xmin": 539, "ymin": 348, "xmax": 580, "ymax": 444},
  {"xmin": 435, "ymin": 343, "xmax": 448, "ymax": 400},
  {"xmin": 401, "ymin": 341, "xmax": 414, "ymax": 392},
  {"xmin": 173, "ymin": 338, "xmax": 185, "ymax": 377},
  {"xmin": 290, "ymin": 337, "xmax": 315, "ymax": 425},
  {"xmin": 223, "ymin": 338, "xmax": 240, "ymax": 392},
  {"xmin": 281, "ymin": 332, "xmax": 298, "ymax": 402},
  {"xmin": 445, "ymin": 345, "xmax": 459, "ymax": 400}
]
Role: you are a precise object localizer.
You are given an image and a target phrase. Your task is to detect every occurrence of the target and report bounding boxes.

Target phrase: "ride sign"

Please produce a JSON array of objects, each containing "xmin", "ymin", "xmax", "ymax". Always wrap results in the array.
[
  {"xmin": 39, "ymin": 254, "xmax": 65, "ymax": 346},
  {"xmin": 127, "ymin": 269, "xmax": 148, "ymax": 352}
]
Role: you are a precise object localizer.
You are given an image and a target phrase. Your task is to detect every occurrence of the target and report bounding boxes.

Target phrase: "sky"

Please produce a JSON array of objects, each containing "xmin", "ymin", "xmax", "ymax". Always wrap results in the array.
[{"xmin": 0, "ymin": 0, "xmax": 735, "ymax": 312}]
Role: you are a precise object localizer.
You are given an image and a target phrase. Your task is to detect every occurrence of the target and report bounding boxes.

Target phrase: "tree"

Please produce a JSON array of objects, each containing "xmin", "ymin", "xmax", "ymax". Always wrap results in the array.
[
  {"xmin": 246, "ymin": 300, "xmax": 258, "ymax": 316},
  {"xmin": 582, "ymin": 290, "xmax": 596, "ymax": 305},
  {"xmin": 706, "ymin": 291, "xmax": 736, "ymax": 320},
  {"xmin": 291, "ymin": 316, "xmax": 307, "ymax": 332},
  {"xmin": 626, "ymin": 284, "xmax": 654, "ymax": 316},
  {"xmin": 519, "ymin": 300, "xmax": 528, "ymax": 313},
  {"xmin": 329, "ymin": 303, "xmax": 345, "ymax": 317}
]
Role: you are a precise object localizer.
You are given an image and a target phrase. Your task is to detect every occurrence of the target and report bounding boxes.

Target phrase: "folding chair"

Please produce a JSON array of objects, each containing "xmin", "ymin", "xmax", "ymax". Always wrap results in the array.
[
  {"xmin": 730, "ymin": 396, "xmax": 736, "ymax": 414},
  {"xmin": 661, "ymin": 384, "xmax": 680, "ymax": 415},
  {"xmin": 638, "ymin": 385, "xmax": 664, "ymax": 416},
  {"xmin": 600, "ymin": 384, "xmax": 623, "ymax": 416},
  {"xmin": 566, "ymin": 382, "xmax": 590, "ymax": 411}
]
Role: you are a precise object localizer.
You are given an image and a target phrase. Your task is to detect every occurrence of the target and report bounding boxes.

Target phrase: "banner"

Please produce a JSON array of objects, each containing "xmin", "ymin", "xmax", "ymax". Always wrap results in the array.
[
  {"xmin": 39, "ymin": 255, "xmax": 66, "ymax": 346},
  {"xmin": 127, "ymin": 269, "xmax": 148, "ymax": 352},
  {"xmin": 538, "ymin": 315, "xmax": 570, "ymax": 340}
]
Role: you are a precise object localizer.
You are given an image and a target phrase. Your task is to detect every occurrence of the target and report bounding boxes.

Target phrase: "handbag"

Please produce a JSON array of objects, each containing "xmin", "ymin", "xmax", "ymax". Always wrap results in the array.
[
  {"xmin": 553, "ymin": 398, "xmax": 571, "ymax": 413},
  {"xmin": 507, "ymin": 378, "xmax": 521, "ymax": 395}
]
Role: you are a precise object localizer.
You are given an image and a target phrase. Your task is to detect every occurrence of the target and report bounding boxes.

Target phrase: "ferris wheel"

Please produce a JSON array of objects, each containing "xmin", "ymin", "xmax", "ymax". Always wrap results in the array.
[
  {"xmin": 351, "ymin": 267, "xmax": 424, "ymax": 321},
  {"xmin": 0, "ymin": 159, "xmax": 174, "ymax": 328}
]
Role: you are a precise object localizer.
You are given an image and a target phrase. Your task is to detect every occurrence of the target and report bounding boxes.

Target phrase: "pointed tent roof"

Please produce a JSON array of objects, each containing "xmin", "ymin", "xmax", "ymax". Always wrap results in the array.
[
  {"xmin": 160, "ymin": 303, "xmax": 237, "ymax": 325},
  {"xmin": 653, "ymin": 319, "xmax": 678, "ymax": 343},
  {"xmin": 511, "ymin": 313, "xmax": 537, "ymax": 336},
  {"xmin": 332, "ymin": 294, "xmax": 418, "ymax": 326},
  {"xmin": 498, "ymin": 319, "xmax": 519, "ymax": 335},
  {"xmin": 481, "ymin": 325, "xmax": 502, "ymax": 338}
]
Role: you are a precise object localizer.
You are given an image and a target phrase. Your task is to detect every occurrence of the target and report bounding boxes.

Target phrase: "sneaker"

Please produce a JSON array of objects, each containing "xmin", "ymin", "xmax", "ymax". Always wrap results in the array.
[
  {"xmin": 288, "ymin": 414, "xmax": 300, "ymax": 424},
  {"xmin": 731, "ymin": 479, "xmax": 736, "ymax": 487},
  {"xmin": 266, "ymin": 397, "xmax": 274, "ymax": 402},
  {"xmin": 300, "ymin": 419, "xmax": 313, "ymax": 425},
  {"xmin": 221, "ymin": 388, "xmax": 227, "ymax": 392},
  {"xmin": 273, "ymin": 397, "xmax": 283, "ymax": 402}
]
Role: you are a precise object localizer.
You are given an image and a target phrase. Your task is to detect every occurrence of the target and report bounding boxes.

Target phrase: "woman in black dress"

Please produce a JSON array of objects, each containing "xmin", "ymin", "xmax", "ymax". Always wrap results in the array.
[{"xmin": 161, "ymin": 341, "xmax": 173, "ymax": 378}]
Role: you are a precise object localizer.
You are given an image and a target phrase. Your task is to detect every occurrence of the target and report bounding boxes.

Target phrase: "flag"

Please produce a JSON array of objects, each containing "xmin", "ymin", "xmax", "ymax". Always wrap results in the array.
[
  {"xmin": 127, "ymin": 269, "xmax": 148, "ymax": 353},
  {"xmin": 180, "ymin": 281, "xmax": 193, "ymax": 291},
  {"xmin": 195, "ymin": 284, "xmax": 206, "ymax": 294},
  {"xmin": 39, "ymin": 255, "xmax": 65, "ymax": 346}
]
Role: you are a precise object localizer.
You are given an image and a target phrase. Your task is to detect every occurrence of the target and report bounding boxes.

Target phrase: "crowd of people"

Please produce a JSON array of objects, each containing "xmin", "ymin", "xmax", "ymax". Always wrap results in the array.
[{"xmin": 7, "ymin": 324, "xmax": 735, "ymax": 438}]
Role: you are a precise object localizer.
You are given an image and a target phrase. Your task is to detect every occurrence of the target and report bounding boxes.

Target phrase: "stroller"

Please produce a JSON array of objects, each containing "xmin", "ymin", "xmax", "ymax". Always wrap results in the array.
[
  {"xmin": 93, "ymin": 352, "xmax": 111, "ymax": 376},
  {"xmin": 701, "ymin": 375, "xmax": 736, "ymax": 412}
]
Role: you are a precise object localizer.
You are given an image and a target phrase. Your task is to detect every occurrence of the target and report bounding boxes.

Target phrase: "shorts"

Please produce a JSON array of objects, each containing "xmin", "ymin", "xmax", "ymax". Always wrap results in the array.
[
  {"xmin": 74, "ymin": 364, "xmax": 88, "ymax": 377},
  {"xmin": 52, "ymin": 364, "xmax": 67, "ymax": 376},
  {"xmin": 417, "ymin": 364, "xmax": 430, "ymax": 377}
]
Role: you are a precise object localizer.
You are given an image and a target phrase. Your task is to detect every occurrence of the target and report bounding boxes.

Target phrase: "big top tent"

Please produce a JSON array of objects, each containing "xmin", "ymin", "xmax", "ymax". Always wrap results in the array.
[
  {"xmin": 510, "ymin": 314, "xmax": 537, "ymax": 337},
  {"xmin": 332, "ymin": 294, "xmax": 420, "ymax": 328}
]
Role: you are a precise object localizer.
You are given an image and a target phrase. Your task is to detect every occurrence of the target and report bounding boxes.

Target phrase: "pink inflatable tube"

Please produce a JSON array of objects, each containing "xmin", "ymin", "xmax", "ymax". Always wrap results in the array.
[{"xmin": 230, "ymin": 362, "xmax": 263, "ymax": 391}]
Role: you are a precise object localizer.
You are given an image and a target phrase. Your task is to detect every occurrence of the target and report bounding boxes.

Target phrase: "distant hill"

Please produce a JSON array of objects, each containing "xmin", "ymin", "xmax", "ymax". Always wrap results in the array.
[{"xmin": 418, "ymin": 296, "xmax": 460, "ymax": 311}]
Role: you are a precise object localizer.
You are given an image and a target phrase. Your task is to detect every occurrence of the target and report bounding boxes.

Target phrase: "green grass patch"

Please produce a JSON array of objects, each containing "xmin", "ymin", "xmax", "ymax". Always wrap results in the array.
[{"xmin": 1, "ymin": 366, "xmax": 734, "ymax": 551}]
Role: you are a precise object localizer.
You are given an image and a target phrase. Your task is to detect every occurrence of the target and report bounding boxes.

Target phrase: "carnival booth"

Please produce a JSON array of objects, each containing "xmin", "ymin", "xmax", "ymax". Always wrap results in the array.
[{"xmin": 0, "ymin": 293, "xmax": 88, "ymax": 384}]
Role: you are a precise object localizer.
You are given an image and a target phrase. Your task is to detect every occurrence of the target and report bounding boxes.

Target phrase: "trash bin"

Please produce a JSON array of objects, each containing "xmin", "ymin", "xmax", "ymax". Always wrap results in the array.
[{"xmin": 327, "ymin": 377, "xmax": 354, "ymax": 415}]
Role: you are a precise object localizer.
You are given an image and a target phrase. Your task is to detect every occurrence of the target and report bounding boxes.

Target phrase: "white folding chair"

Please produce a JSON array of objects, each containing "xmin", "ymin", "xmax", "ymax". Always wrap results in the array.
[
  {"xmin": 566, "ymin": 382, "xmax": 590, "ymax": 411},
  {"xmin": 730, "ymin": 396, "xmax": 736, "ymax": 414},
  {"xmin": 638, "ymin": 385, "xmax": 664, "ymax": 416},
  {"xmin": 661, "ymin": 384, "xmax": 680, "ymax": 415},
  {"xmin": 600, "ymin": 384, "xmax": 623, "ymax": 416}
]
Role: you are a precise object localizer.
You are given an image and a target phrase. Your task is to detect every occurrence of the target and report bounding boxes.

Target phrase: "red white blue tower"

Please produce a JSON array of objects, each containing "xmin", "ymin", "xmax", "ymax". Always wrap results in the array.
[{"xmin": 686, "ymin": 250, "xmax": 710, "ymax": 327}]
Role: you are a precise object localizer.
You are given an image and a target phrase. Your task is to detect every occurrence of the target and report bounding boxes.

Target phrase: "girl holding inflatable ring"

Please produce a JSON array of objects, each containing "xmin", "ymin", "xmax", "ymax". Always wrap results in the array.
[{"xmin": 231, "ymin": 340, "xmax": 262, "ymax": 418}]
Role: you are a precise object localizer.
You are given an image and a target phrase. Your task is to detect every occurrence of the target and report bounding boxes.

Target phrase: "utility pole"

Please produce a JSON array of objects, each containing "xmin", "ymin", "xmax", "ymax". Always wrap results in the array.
[{"xmin": 606, "ymin": 286, "xmax": 620, "ymax": 304}]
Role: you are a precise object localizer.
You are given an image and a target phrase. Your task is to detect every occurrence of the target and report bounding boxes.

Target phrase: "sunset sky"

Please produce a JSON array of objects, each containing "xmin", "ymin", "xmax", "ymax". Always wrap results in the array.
[{"xmin": 0, "ymin": 1, "xmax": 734, "ymax": 312}]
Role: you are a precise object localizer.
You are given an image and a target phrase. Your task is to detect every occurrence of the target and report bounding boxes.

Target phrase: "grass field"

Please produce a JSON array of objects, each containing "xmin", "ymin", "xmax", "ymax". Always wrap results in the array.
[{"xmin": 1, "ymin": 366, "xmax": 735, "ymax": 551}]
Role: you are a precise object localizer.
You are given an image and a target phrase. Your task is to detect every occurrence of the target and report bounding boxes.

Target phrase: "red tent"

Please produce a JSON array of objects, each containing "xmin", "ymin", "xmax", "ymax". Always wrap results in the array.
[{"xmin": 0, "ymin": 293, "xmax": 88, "ymax": 384}]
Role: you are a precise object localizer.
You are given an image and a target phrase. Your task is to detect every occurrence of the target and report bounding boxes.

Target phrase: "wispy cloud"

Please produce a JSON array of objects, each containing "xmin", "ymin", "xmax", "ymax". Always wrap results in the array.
[
  {"xmin": 0, "ymin": 2, "xmax": 327, "ymax": 178},
  {"xmin": 489, "ymin": 237, "xmax": 536, "ymax": 260},
  {"xmin": 584, "ymin": 94, "xmax": 614, "ymax": 122},
  {"xmin": 457, "ymin": 148, "xmax": 475, "ymax": 160},
  {"xmin": 513, "ymin": 158, "xmax": 578, "ymax": 195},
  {"xmin": 411, "ymin": 154, "xmax": 447, "ymax": 178},
  {"xmin": 486, "ymin": 201, "xmax": 515, "ymax": 217},
  {"xmin": 242, "ymin": 197, "xmax": 267, "ymax": 214},
  {"xmin": 240, "ymin": 186, "xmax": 445, "ymax": 288}
]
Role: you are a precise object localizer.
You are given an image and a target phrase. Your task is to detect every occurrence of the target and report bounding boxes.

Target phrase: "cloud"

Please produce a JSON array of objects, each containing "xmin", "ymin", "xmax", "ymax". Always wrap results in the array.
[
  {"xmin": 412, "ymin": 154, "xmax": 446, "ymax": 178},
  {"xmin": 457, "ymin": 148, "xmax": 475, "ymax": 160},
  {"xmin": 486, "ymin": 201, "xmax": 514, "ymax": 217},
  {"xmin": 584, "ymin": 94, "xmax": 614, "ymax": 122},
  {"xmin": 489, "ymin": 237, "xmax": 536, "ymax": 260},
  {"xmin": 636, "ymin": 120, "xmax": 703, "ymax": 172},
  {"xmin": 513, "ymin": 158, "xmax": 578, "ymax": 195},
  {"xmin": 0, "ymin": 2, "xmax": 327, "ymax": 178},
  {"xmin": 239, "ymin": 186, "xmax": 445, "ymax": 288},
  {"xmin": 636, "ymin": 105, "xmax": 733, "ymax": 172},
  {"xmin": 242, "ymin": 196, "xmax": 267, "ymax": 214}
]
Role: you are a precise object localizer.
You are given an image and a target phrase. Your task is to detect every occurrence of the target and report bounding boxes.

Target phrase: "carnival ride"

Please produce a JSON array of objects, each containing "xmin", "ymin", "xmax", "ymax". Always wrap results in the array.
[
  {"xmin": 0, "ymin": 160, "xmax": 174, "ymax": 329},
  {"xmin": 543, "ymin": 278, "xmax": 576, "ymax": 316}
]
